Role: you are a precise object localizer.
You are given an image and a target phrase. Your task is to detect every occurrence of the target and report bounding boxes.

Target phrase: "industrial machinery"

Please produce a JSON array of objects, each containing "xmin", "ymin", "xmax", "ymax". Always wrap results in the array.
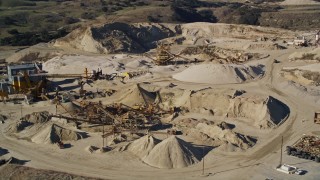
[
  {"xmin": 19, "ymin": 72, "xmax": 48, "ymax": 104},
  {"xmin": 144, "ymin": 43, "xmax": 193, "ymax": 66},
  {"xmin": 286, "ymin": 135, "xmax": 320, "ymax": 163}
]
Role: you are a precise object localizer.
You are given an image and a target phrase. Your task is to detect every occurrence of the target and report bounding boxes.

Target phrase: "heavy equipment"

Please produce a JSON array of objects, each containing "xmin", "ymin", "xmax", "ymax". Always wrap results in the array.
[
  {"xmin": 144, "ymin": 43, "xmax": 193, "ymax": 65},
  {"xmin": 18, "ymin": 72, "xmax": 48, "ymax": 104}
]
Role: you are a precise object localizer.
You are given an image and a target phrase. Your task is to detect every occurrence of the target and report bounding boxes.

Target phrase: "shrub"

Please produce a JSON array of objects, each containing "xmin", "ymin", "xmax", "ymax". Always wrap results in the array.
[
  {"xmin": 81, "ymin": 12, "xmax": 97, "ymax": 20},
  {"xmin": 7, "ymin": 29, "xmax": 19, "ymax": 35},
  {"xmin": 147, "ymin": 16, "xmax": 160, "ymax": 23},
  {"xmin": 64, "ymin": 17, "xmax": 80, "ymax": 24}
]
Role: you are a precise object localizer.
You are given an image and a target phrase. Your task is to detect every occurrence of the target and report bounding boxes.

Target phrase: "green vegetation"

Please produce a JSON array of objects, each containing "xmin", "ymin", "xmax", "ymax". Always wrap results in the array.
[
  {"xmin": 0, "ymin": 0, "xmax": 318, "ymax": 46},
  {"xmin": 1, "ymin": 0, "xmax": 36, "ymax": 7}
]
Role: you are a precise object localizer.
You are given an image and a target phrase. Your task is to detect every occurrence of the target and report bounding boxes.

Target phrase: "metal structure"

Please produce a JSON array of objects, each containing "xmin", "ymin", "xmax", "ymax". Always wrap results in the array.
[
  {"xmin": 286, "ymin": 135, "xmax": 320, "ymax": 162},
  {"xmin": 144, "ymin": 43, "xmax": 193, "ymax": 66}
]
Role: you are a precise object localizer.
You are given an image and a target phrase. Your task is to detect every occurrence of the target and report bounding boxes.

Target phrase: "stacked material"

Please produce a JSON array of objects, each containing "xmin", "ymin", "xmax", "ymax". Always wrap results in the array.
[{"xmin": 294, "ymin": 135, "xmax": 320, "ymax": 156}]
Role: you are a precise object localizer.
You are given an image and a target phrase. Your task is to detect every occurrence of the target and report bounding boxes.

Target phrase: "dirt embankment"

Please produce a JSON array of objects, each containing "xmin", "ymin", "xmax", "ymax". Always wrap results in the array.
[
  {"xmin": 282, "ymin": 63, "xmax": 320, "ymax": 87},
  {"xmin": 157, "ymin": 88, "xmax": 289, "ymax": 129},
  {"xmin": 54, "ymin": 22, "xmax": 177, "ymax": 54},
  {"xmin": 173, "ymin": 64, "xmax": 265, "ymax": 84},
  {"xmin": 0, "ymin": 164, "xmax": 100, "ymax": 180},
  {"xmin": 53, "ymin": 22, "xmax": 296, "ymax": 54},
  {"xmin": 117, "ymin": 85, "xmax": 290, "ymax": 129},
  {"xmin": 6, "ymin": 111, "xmax": 87, "ymax": 144},
  {"xmin": 180, "ymin": 23, "xmax": 295, "ymax": 43}
]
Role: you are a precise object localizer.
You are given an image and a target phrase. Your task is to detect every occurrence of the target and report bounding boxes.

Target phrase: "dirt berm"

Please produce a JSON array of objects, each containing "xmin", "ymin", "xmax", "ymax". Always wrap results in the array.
[
  {"xmin": 54, "ymin": 22, "xmax": 177, "ymax": 54},
  {"xmin": 54, "ymin": 22, "xmax": 296, "ymax": 54}
]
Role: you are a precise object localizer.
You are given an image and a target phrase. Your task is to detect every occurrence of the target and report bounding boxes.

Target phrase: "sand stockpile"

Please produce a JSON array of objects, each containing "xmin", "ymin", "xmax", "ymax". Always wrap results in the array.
[
  {"xmin": 180, "ymin": 46, "xmax": 265, "ymax": 63},
  {"xmin": 186, "ymin": 90, "xmax": 289, "ymax": 128},
  {"xmin": 142, "ymin": 136, "xmax": 201, "ymax": 169},
  {"xmin": 289, "ymin": 48, "xmax": 320, "ymax": 62},
  {"xmin": 21, "ymin": 111, "xmax": 51, "ymax": 124},
  {"xmin": 31, "ymin": 123, "xmax": 85, "ymax": 144},
  {"xmin": 195, "ymin": 123, "xmax": 255, "ymax": 150},
  {"xmin": 119, "ymin": 135, "xmax": 160, "ymax": 158},
  {"xmin": 173, "ymin": 119, "xmax": 255, "ymax": 150},
  {"xmin": 226, "ymin": 95, "xmax": 289, "ymax": 128},
  {"xmin": 281, "ymin": 64, "xmax": 320, "ymax": 87},
  {"xmin": 173, "ymin": 64, "xmax": 265, "ymax": 84},
  {"xmin": 6, "ymin": 111, "xmax": 51, "ymax": 133},
  {"xmin": 180, "ymin": 23, "xmax": 295, "ymax": 43},
  {"xmin": 6, "ymin": 111, "xmax": 85, "ymax": 144},
  {"xmin": 5, "ymin": 44, "xmax": 60, "ymax": 63},
  {"xmin": 244, "ymin": 43, "xmax": 286, "ymax": 50},
  {"xmin": 54, "ymin": 22, "xmax": 176, "ymax": 54},
  {"xmin": 54, "ymin": 22, "xmax": 295, "ymax": 54},
  {"xmin": 118, "ymin": 84, "xmax": 159, "ymax": 106}
]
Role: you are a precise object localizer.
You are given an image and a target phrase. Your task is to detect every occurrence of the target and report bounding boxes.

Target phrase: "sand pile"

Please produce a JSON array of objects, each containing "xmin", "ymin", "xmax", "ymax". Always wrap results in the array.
[
  {"xmin": 142, "ymin": 136, "xmax": 201, "ymax": 169},
  {"xmin": 180, "ymin": 23, "xmax": 295, "ymax": 43},
  {"xmin": 282, "ymin": 64, "xmax": 320, "ymax": 87},
  {"xmin": 173, "ymin": 119, "xmax": 255, "ymax": 150},
  {"xmin": 54, "ymin": 22, "xmax": 295, "ymax": 54},
  {"xmin": 43, "ymin": 55, "xmax": 123, "ymax": 74},
  {"xmin": 31, "ymin": 123, "xmax": 84, "ymax": 144},
  {"xmin": 54, "ymin": 22, "xmax": 176, "ymax": 54},
  {"xmin": 118, "ymin": 84, "xmax": 159, "ymax": 106},
  {"xmin": 195, "ymin": 123, "xmax": 255, "ymax": 150},
  {"xmin": 158, "ymin": 88, "xmax": 192, "ymax": 110},
  {"xmin": 119, "ymin": 135, "xmax": 160, "ymax": 158},
  {"xmin": 227, "ymin": 95, "xmax": 289, "ymax": 127},
  {"xmin": 6, "ymin": 111, "xmax": 85, "ymax": 144},
  {"xmin": 186, "ymin": 90, "xmax": 289, "ymax": 128},
  {"xmin": 173, "ymin": 64, "xmax": 265, "ymax": 84},
  {"xmin": 6, "ymin": 111, "xmax": 51, "ymax": 133},
  {"xmin": 180, "ymin": 46, "xmax": 265, "ymax": 63},
  {"xmin": 21, "ymin": 111, "xmax": 51, "ymax": 124},
  {"xmin": 244, "ymin": 43, "xmax": 286, "ymax": 50},
  {"xmin": 5, "ymin": 44, "xmax": 60, "ymax": 63},
  {"xmin": 159, "ymin": 88, "xmax": 289, "ymax": 128},
  {"xmin": 289, "ymin": 48, "xmax": 320, "ymax": 62}
]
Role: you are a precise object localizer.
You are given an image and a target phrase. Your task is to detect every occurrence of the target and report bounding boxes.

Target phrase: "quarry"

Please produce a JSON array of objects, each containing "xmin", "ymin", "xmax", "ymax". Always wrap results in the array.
[{"xmin": 1, "ymin": 5, "xmax": 320, "ymax": 180}]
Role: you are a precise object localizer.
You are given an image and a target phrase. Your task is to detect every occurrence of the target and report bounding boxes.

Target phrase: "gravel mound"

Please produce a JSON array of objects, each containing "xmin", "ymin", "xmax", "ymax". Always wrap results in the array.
[
  {"xmin": 120, "ymin": 135, "xmax": 160, "ymax": 158},
  {"xmin": 31, "ymin": 123, "xmax": 85, "ymax": 144},
  {"xmin": 173, "ymin": 64, "xmax": 265, "ymax": 84},
  {"xmin": 142, "ymin": 136, "xmax": 201, "ymax": 169},
  {"xmin": 119, "ymin": 84, "xmax": 159, "ymax": 106}
]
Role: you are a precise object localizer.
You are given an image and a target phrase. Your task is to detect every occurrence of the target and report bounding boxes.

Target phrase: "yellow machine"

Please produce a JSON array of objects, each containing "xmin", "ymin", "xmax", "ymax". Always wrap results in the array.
[{"xmin": 17, "ymin": 72, "xmax": 48, "ymax": 104}]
